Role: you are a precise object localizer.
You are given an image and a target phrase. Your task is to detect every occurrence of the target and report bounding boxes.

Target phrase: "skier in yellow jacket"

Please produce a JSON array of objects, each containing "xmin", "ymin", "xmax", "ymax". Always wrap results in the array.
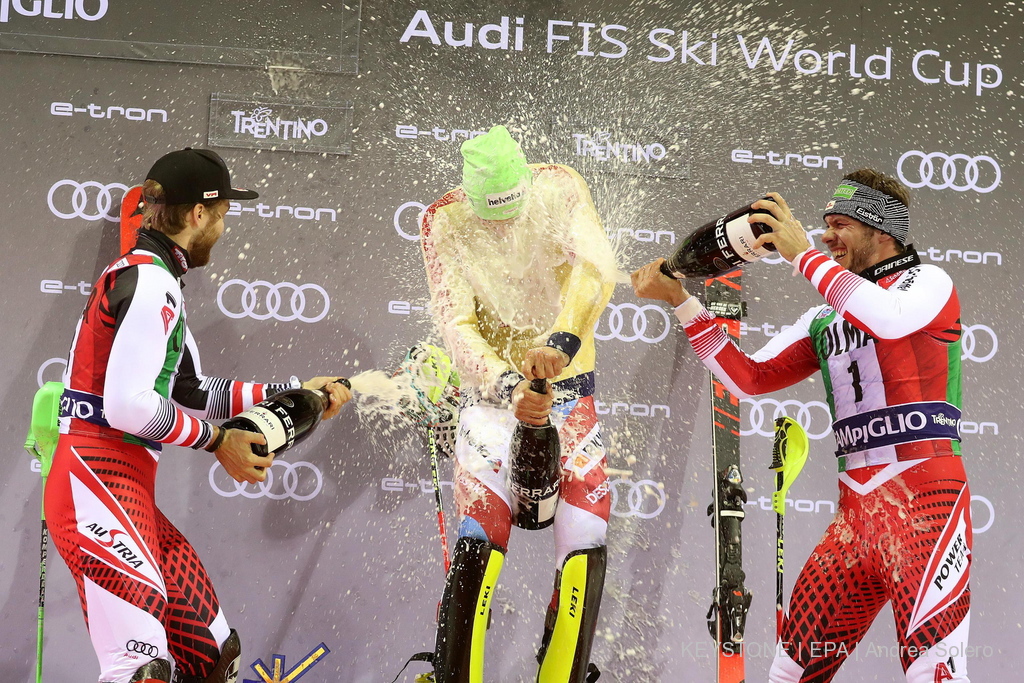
[{"xmin": 419, "ymin": 125, "xmax": 617, "ymax": 683}]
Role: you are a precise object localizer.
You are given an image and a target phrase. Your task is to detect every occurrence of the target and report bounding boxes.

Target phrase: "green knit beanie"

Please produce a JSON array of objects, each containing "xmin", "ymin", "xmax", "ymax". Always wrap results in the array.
[{"xmin": 461, "ymin": 125, "xmax": 532, "ymax": 220}]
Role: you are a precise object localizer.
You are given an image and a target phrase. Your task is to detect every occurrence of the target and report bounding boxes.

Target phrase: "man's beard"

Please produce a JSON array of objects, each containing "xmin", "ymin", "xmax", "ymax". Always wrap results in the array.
[
  {"xmin": 189, "ymin": 226, "xmax": 218, "ymax": 267},
  {"xmin": 846, "ymin": 240, "xmax": 876, "ymax": 275}
]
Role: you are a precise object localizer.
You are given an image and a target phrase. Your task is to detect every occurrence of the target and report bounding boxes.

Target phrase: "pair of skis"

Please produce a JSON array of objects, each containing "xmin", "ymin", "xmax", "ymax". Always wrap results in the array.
[
  {"xmin": 704, "ymin": 271, "xmax": 751, "ymax": 683},
  {"xmin": 704, "ymin": 271, "xmax": 808, "ymax": 683}
]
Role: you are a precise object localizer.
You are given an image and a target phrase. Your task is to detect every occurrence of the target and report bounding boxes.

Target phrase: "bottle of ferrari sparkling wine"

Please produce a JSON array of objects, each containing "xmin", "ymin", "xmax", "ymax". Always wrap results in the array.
[
  {"xmin": 509, "ymin": 379, "xmax": 562, "ymax": 530},
  {"xmin": 221, "ymin": 380, "xmax": 349, "ymax": 457},
  {"xmin": 660, "ymin": 199, "xmax": 776, "ymax": 279}
]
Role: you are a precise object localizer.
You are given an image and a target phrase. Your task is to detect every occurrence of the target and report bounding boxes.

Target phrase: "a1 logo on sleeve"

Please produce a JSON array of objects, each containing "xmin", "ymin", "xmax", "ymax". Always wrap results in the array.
[
  {"xmin": 160, "ymin": 292, "xmax": 178, "ymax": 334},
  {"xmin": 933, "ymin": 660, "xmax": 955, "ymax": 682}
]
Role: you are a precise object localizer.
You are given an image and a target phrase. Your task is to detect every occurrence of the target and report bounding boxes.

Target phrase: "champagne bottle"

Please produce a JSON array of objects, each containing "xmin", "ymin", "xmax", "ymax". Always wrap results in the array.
[
  {"xmin": 220, "ymin": 379, "xmax": 349, "ymax": 457},
  {"xmin": 660, "ymin": 199, "xmax": 777, "ymax": 279},
  {"xmin": 509, "ymin": 378, "xmax": 561, "ymax": 530}
]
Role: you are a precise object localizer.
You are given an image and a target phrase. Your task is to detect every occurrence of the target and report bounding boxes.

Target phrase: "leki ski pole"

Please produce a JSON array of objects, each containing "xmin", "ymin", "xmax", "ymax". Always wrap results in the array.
[
  {"xmin": 426, "ymin": 425, "xmax": 451, "ymax": 574},
  {"xmin": 398, "ymin": 344, "xmax": 461, "ymax": 575},
  {"xmin": 769, "ymin": 416, "xmax": 810, "ymax": 643},
  {"xmin": 24, "ymin": 381, "xmax": 63, "ymax": 683}
]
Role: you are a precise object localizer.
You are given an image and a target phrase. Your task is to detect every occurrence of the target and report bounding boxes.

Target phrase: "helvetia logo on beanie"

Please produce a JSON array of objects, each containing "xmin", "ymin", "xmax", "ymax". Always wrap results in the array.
[{"xmin": 486, "ymin": 183, "xmax": 528, "ymax": 208}]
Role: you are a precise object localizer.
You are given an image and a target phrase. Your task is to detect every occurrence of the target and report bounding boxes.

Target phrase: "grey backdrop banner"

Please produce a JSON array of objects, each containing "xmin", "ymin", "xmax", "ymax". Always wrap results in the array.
[{"xmin": 0, "ymin": 1, "xmax": 1018, "ymax": 682}]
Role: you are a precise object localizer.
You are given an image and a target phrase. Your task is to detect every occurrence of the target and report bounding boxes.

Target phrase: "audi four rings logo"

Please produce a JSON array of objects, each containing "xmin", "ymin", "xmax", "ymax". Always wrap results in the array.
[
  {"xmin": 896, "ymin": 151, "xmax": 1001, "ymax": 193},
  {"xmin": 971, "ymin": 495, "xmax": 994, "ymax": 534},
  {"xmin": 742, "ymin": 398, "xmax": 833, "ymax": 440},
  {"xmin": 208, "ymin": 460, "xmax": 324, "ymax": 501},
  {"xmin": 37, "ymin": 357, "xmax": 67, "ymax": 388},
  {"xmin": 961, "ymin": 324, "xmax": 997, "ymax": 363},
  {"xmin": 126, "ymin": 640, "xmax": 159, "ymax": 658},
  {"xmin": 608, "ymin": 478, "xmax": 667, "ymax": 519},
  {"xmin": 595, "ymin": 303, "xmax": 671, "ymax": 344},
  {"xmin": 47, "ymin": 179, "xmax": 128, "ymax": 221},
  {"xmin": 217, "ymin": 279, "xmax": 330, "ymax": 323},
  {"xmin": 394, "ymin": 201, "xmax": 426, "ymax": 241}
]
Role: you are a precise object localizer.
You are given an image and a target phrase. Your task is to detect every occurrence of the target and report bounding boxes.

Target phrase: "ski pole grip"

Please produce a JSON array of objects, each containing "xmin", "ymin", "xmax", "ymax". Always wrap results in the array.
[
  {"xmin": 529, "ymin": 378, "xmax": 548, "ymax": 394},
  {"xmin": 769, "ymin": 416, "xmax": 788, "ymax": 471}
]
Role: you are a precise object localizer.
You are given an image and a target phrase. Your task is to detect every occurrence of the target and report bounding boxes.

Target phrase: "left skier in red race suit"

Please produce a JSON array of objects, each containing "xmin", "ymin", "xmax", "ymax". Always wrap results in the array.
[
  {"xmin": 633, "ymin": 170, "xmax": 972, "ymax": 683},
  {"xmin": 44, "ymin": 148, "xmax": 351, "ymax": 683}
]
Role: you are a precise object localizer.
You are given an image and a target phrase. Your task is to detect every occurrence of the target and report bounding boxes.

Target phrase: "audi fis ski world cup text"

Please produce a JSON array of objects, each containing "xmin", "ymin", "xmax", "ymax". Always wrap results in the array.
[
  {"xmin": 0, "ymin": 0, "xmax": 106, "ymax": 22},
  {"xmin": 399, "ymin": 12, "xmax": 1003, "ymax": 95}
]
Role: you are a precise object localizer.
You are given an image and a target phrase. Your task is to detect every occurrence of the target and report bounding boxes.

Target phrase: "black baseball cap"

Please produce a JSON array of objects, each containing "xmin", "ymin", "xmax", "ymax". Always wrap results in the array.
[{"xmin": 145, "ymin": 148, "xmax": 259, "ymax": 204}]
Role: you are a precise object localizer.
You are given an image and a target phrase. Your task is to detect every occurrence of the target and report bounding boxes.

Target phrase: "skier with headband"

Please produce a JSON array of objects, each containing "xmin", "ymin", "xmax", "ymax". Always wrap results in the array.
[
  {"xmin": 416, "ymin": 125, "xmax": 617, "ymax": 682},
  {"xmin": 632, "ymin": 170, "xmax": 971, "ymax": 683}
]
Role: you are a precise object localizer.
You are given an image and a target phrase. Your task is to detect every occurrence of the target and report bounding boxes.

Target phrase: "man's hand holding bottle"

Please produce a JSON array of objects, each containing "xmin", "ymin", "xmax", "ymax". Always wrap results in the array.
[
  {"xmin": 511, "ymin": 347, "xmax": 567, "ymax": 426},
  {"xmin": 302, "ymin": 376, "xmax": 353, "ymax": 420},
  {"xmin": 215, "ymin": 375, "xmax": 353, "ymax": 483},
  {"xmin": 212, "ymin": 426, "xmax": 272, "ymax": 484},
  {"xmin": 631, "ymin": 257, "xmax": 690, "ymax": 307}
]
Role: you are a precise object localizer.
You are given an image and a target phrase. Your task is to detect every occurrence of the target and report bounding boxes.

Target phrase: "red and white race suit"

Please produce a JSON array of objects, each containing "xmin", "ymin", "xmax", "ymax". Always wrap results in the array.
[
  {"xmin": 46, "ymin": 229, "xmax": 297, "ymax": 682},
  {"xmin": 677, "ymin": 247, "xmax": 971, "ymax": 683}
]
